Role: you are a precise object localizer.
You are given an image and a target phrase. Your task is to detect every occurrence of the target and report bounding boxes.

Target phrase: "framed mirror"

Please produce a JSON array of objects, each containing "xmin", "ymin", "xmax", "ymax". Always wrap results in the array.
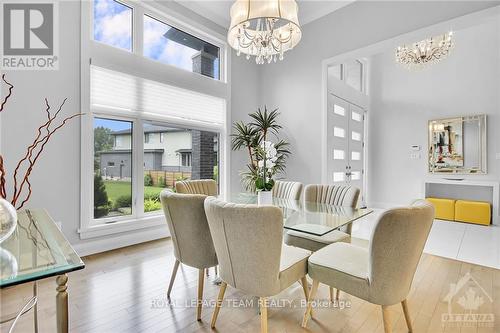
[{"xmin": 428, "ymin": 115, "xmax": 487, "ymax": 174}]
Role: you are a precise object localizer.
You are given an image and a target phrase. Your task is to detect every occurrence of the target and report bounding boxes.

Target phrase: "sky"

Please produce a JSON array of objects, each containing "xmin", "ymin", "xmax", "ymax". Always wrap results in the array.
[
  {"xmin": 94, "ymin": 117, "xmax": 131, "ymax": 131},
  {"xmin": 94, "ymin": 0, "xmax": 219, "ymax": 79}
]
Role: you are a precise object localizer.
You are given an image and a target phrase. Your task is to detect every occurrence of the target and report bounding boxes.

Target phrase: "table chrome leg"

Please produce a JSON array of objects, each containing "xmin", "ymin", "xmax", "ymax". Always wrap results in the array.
[
  {"xmin": 56, "ymin": 274, "xmax": 68, "ymax": 333},
  {"xmin": 33, "ymin": 281, "xmax": 38, "ymax": 333}
]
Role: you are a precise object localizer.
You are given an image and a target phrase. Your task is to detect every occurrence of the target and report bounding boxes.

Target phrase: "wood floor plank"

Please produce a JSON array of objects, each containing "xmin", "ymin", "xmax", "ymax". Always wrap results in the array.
[{"xmin": 2, "ymin": 237, "xmax": 499, "ymax": 333}]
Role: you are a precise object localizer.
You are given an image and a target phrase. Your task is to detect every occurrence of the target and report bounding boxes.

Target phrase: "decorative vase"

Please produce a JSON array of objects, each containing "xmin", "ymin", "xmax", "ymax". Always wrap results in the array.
[
  {"xmin": 257, "ymin": 190, "xmax": 273, "ymax": 205},
  {"xmin": 0, "ymin": 199, "xmax": 17, "ymax": 244}
]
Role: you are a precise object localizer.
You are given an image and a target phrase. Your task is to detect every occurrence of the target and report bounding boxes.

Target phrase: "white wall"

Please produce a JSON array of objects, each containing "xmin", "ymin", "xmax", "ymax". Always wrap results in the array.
[
  {"xmin": 229, "ymin": 54, "xmax": 261, "ymax": 194},
  {"xmin": 367, "ymin": 17, "xmax": 500, "ymax": 207},
  {"xmin": 0, "ymin": 0, "xmax": 259, "ymax": 254},
  {"xmin": 255, "ymin": 1, "xmax": 497, "ymax": 188}
]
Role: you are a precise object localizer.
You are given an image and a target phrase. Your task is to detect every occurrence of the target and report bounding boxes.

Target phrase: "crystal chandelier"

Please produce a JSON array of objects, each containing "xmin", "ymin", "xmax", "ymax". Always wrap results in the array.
[
  {"xmin": 228, "ymin": 0, "xmax": 302, "ymax": 64},
  {"xmin": 396, "ymin": 32, "xmax": 453, "ymax": 69}
]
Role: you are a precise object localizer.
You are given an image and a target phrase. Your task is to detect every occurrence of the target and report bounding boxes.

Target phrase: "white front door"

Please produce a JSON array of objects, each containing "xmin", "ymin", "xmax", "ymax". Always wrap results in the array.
[{"xmin": 327, "ymin": 94, "xmax": 366, "ymax": 205}]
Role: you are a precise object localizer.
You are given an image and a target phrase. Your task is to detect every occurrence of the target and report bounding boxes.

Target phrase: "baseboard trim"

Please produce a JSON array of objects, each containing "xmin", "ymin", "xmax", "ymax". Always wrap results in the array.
[{"xmin": 72, "ymin": 224, "xmax": 170, "ymax": 257}]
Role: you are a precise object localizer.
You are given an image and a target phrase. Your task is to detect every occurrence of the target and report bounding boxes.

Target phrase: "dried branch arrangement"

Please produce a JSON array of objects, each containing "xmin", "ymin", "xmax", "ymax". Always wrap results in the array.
[{"xmin": 0, "ymin": 74, "xmax": 83, "ymax": 209}]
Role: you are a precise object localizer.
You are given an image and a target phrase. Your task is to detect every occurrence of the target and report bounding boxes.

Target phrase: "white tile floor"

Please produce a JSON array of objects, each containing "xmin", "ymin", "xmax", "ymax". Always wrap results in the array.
[{"xmin": 351, "ymin": 209, "xmax": 500, "ymax": 269}]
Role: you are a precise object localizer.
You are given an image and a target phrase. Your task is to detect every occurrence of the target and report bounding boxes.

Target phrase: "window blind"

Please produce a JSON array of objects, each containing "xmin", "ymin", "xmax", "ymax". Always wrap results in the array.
[{"xmin": 90, "ymin": 65, "xmax": 226, "ymax": 126}]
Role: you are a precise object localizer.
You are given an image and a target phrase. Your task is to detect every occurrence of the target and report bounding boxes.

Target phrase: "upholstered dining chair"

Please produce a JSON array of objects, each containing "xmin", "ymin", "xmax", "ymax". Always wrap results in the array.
[
  {"xmin": 175, "ymin": 179, "xmax": 218, "ymax": 276},
  {"xmin": 284, "ymin": 184, "xmax": 360, "ymax": 300},
  {"xmin": 302, "ymin": 199, "xmax": 435, "ymax": 333},
  {"xmin": 160, "ymin": 190, "xmax": 218, "ymax": 321},
  {"xmin": 175, "ymin": 179, "xmax": 218, "ymax": 196},
  {"xmin": 272, "ymin": 180, "xmax": 303, "ymax": 200},
  {"xmin": 204, "ymin": 197, "xmax": 311, "ymax": 333}
]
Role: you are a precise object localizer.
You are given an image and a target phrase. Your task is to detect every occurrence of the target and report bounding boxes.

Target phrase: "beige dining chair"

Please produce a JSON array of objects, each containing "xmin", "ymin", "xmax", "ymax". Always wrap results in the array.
[
  {"xmin": 284, "ymin": 184, "xmax": 360, "ymax": 300},
  {"xmin": 160, "ymin": 190, "xmax": 218, "ymax": 321},
  {"xmin": 175, "ymin": 179, "xmax": 218, "ymax": 276},
  {"xmin": 204, "ymin": 197, "xmax": 311, "ymax": 333},
  {"xmin": 175, "ymin": 179, "xmax": 218, "ymax": 196},
  {"xmin": 272, "ymin": 180, "xmax": 303, "ymax": 200},
  {"xmin": 302, "ymin": 199, "xmax": 435, "ymax": 333}
]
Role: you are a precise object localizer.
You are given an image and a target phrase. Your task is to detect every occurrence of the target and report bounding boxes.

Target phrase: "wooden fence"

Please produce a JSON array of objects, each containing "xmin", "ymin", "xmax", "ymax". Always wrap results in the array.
[{"xmin": 144, "ymin": 170, "xmax": 191, "ymax": 188}]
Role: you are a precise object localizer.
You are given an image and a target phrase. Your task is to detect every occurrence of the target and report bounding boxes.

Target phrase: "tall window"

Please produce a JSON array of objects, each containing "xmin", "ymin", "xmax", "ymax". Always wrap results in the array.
[
  {"xmin": 83, "ymin": 1, "xmax": 227, "ymax": 235},
  {"xmin": 93, "ymin": 0, "xmax": 132, "ymax": 51}
]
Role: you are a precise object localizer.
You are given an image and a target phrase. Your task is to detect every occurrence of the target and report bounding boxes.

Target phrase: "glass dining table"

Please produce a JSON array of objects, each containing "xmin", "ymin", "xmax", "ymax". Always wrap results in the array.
[
  {"xmin": 227, "ymin": 193, "xmax": 373, "ymax": 237},
  {"xmin": 0, "ymin": 209, "xmax": 84, "ymax": 333}
]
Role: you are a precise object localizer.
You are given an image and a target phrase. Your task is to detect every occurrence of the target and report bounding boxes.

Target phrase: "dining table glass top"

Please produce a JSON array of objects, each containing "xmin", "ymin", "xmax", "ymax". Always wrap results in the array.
[
  {"xmin": 0, "ymin": 209, "xmax": 84, "ymax": 288},
  {"xmin": 227, "ymin": 193, "xmax": 373, "ymax": 237}
]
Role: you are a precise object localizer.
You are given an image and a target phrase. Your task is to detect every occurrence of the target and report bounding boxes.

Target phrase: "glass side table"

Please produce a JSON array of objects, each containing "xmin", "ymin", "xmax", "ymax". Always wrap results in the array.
[{"xmin": 0, "ymin": 209, "xmax": 85, "ymax": 333}]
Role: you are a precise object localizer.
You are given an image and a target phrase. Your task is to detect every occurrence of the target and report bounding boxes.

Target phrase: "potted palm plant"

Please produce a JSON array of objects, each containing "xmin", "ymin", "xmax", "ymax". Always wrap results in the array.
[{"xmin": 231, "ymin": 107, "xmax": 290, "ymax": 203}]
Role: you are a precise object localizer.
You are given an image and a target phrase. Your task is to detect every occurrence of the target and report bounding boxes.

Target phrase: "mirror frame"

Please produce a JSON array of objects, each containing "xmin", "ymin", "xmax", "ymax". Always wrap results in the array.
[{"xmin": 428, "ymin": 114, "xmax": 487, "ymax": 174}]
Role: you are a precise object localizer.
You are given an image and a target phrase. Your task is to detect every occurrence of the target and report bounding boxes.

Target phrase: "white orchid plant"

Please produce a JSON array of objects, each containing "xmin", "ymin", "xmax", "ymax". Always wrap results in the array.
[{"xmin": 231, "ymin": 107, "xmax": 290, "ymax": 192}]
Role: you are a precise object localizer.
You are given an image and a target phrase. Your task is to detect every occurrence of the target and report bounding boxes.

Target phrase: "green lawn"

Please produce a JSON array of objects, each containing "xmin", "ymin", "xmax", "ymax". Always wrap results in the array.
[{"xmin": 103, "ymin": 180, "xmax": 165, "ymax": 203}]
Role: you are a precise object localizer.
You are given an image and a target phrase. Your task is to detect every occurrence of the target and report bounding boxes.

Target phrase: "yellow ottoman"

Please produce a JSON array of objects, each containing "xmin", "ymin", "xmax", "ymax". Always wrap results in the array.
[
  {"xmin": 455, "ymin": 200, "xmax": 491, "ymax": 225},
  {"xmin": 426, "ymin": 197, "xmax": 455, "ymax": 221}
]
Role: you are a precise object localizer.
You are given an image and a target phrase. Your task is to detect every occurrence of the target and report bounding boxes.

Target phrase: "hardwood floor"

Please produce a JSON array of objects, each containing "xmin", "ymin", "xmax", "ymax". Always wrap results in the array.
[{"xmin": 1, "ymin": 237, "xmax": 499, "ymax": 333}]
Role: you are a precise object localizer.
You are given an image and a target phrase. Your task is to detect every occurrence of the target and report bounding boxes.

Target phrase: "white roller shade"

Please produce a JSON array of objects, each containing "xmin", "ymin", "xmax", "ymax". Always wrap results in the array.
[{"xmin": 91, "ymin": 66, "xmax": 226, "ymax": 127}]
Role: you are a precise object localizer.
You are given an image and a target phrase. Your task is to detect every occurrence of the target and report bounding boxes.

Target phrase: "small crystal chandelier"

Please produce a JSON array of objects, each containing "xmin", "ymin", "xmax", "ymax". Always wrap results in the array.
[
  {"xmin": 228, "ymin": 0, "xmax": 302, "ymax": 64},
  {"xmin": 396, "ymin": 32, "xmax": 454, "ymax": 69}
]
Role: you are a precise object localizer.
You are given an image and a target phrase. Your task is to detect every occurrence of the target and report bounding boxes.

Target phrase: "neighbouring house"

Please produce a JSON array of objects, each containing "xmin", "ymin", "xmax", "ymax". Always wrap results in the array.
[{"xmin": 98, "ymin": 125, "xmax": 218, "ymax": 180}]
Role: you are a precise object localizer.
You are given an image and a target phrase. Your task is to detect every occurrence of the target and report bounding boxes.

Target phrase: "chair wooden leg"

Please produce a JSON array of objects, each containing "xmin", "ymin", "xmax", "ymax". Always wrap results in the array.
[
  {"xmin": 401, "ymin": 299, "xmax": 413, "ymax": 332},
  {"xmin": 197, "ymin": 269, "xmax": 204, "ymax": 321},
  {"xmin": 329, "ymin": 286, "xmax": 334, "ymax": 302},
  {"xmin": 167, "ymin": 260, "xmax": 180, "ymax": 298},
  {"xmin": 206, "ymin": 268, "xmax": 209, "ymax": 277},
  {"xmin": 300, "ymin": 276, "xmax": 310, "ymax": 300},
  {"xmin": 211, "ymin": 282, "xmax": 227, "ymax": 328},
  {"xmin": 382, "ymin": 305, "xmax": 392, "ymax": 333},
  {"xmin": 260, "ymin": 297, "xmax": 268, "ymax": 333},
  {"xmin": 302, "ymin": 279, "xmax": 319, "ymax": 328},
  {"xmin": 335, "ymin": 289, "xmax": 340, "ymax": 301},
  {"xmin": 214, "ymin": 265, "xmax": 218, "ymax": 276}
]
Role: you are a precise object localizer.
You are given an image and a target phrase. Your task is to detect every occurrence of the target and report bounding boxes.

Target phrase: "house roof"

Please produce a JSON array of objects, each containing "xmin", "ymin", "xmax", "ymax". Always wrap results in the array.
[
  {"xmin": 175, "ymin": 149, "xmax": 192, "ymax": 153},
  {"xmin": 112, "ymin": 125, "xmax": 189, "ymax": 135}
]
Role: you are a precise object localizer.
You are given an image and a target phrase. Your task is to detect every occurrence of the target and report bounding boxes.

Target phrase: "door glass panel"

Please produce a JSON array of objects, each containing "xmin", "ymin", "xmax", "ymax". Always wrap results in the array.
[
  {"xmin": 94, "ymin": 118, "xmax": 133, "ymax": 219},
  {"xmin": 333, "ymin": 172, "xmax": 344, "ymax": 182},
  {"xmin": 352, "ymin": 111, "xmax": 362, "ymax": 122},
  {"xmin": 333, "ymin": 105, "xmax": 345, "ymax": 116},
  {"xmin": 351, "ymin": 171, "xmax": 361, "ymax": 180},
  {"xmin": 334, "ymin": 127, "xmax": 345, "ymax": 138},
  {"xmin": 333, "ymin": 149, "xmax": 344, "ymax": 160},
  {"xmin": 351, "ymin": 151, "xmax": 360, "ymax": 161},
  {"xmin": 352, "ymin": 131, "xmax": 361, "ymax": 141}
]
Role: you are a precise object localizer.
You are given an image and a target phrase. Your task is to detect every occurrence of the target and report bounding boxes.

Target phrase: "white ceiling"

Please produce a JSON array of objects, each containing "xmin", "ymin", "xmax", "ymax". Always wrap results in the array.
[{"xmin": 174, "ymin": 0, "xmax": 354, "ymax": 29}]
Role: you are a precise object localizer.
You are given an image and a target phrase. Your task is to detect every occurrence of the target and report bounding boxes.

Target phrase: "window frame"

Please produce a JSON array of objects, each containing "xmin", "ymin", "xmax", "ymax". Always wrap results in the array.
[{"xmin": 80, "ymin": 0, "xmax": 230, "ymax": 239}]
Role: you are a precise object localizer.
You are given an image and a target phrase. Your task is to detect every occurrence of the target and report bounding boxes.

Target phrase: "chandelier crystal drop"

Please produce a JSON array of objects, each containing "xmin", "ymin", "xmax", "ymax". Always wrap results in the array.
[
  {"xmin": 228, "ymin": 0, "xmax": 302, "ymax": 65},
  {"xmin": 396, "ymin": 32, "xmax": 454, "ymax": 70}
]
